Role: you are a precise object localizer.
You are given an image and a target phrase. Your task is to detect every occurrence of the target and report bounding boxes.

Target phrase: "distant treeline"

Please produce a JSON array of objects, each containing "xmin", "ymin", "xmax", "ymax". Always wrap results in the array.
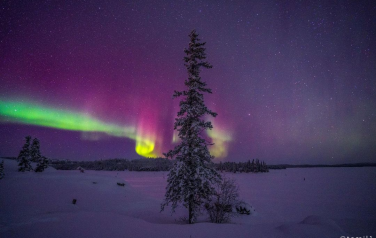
[
  {"xmin": 49, "ymin": 158, "xmax": 270, "ymax": 173},
  {"xmin": 271, "ymin": 163, "xmax": 376, "ymax": 169},
  {"xmin": 2, "ymin": 157, "xmax": 375, "ymax": 172},
  {"xmin": 217, "ymin": 159, "xmax": 269, "ymax": 173},
  {"xmin": 50, "ymin": 158, "xmax": 172, "ymax": 171}
]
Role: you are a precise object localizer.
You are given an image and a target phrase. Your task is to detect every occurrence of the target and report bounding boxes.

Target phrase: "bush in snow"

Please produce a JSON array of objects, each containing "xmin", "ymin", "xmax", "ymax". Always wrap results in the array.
[
  {"xmin": 77, "ymin": 167, "xmax": 85, "ymax": 173},
  {"xmin": 236, "ymin": 205, "xmax": 252, "ymax": 215},
  {"xmin": 0, "ymin": 160, "xmax": 4, "ymax": 179},
  {"xmin": 205, "ymin": 178, "xmax": 243, "ymax": 223},
  {"xmin": 161, "ymin": 30, "xmax": 222, "ymax": 224},
  {"xmin": 18, "ymin": 136, "xmax": 33, "ymax": 172}
]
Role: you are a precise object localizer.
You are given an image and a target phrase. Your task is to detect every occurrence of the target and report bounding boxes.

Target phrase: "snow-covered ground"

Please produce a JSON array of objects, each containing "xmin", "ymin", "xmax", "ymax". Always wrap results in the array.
[{"xmin": 1, "ymin": 159, "xmax": 375, "ymax": 238}]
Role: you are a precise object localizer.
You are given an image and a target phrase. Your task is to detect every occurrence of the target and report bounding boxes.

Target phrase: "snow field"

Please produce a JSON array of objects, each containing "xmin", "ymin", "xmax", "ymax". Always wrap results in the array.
[{"xmin": 1, "ymin": 159, "xmax": 375, "ymax": 238}]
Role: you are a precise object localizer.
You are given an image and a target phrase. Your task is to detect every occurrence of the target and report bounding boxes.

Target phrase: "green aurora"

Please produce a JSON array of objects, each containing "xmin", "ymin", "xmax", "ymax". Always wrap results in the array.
[{"xmin": 0, "ymin": 100, "xmax": 158, "ymax": 157}]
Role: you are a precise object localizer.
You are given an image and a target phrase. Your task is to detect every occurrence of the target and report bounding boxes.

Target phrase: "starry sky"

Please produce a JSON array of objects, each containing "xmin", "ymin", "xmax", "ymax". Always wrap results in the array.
[{"xmin": 1, "ymin": 0, "xmax": 375, "ymax": 164}]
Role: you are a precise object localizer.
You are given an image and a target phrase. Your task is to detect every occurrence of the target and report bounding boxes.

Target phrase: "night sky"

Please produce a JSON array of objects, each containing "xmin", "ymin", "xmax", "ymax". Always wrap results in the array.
[{"xmin": 1, "ymin": 0, "xmax": 375, "ymax": 164}]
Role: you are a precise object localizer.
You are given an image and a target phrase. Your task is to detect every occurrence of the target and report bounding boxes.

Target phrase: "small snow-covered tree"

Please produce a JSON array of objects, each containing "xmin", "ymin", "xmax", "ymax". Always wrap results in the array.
[
  {"xmin": 161, "ymin": 30, "xmax": 222, "ymax": 224},
  {"xmin": 0, "ymin": 160, "xmax": 4, "ymax": 179},
  {"xmin": 30, "ymin": 138, "xmax": 41, "ymax": 162},
  {"xmin": 17, "ymin": 136, "xmax": 31, "ymax": 162},
  {"xmin": 35, "ymin": 156, "xmax": 49, "ymax": 172},
  {"xmin": 18, "ymin": 136, "xmax": 33, "ymax": 172}
]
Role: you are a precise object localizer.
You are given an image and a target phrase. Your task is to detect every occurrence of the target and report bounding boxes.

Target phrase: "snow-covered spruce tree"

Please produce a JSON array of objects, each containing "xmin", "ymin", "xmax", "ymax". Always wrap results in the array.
[
  {"xmin": 0, "ymin": 160, "xmax": 4, "ymax": 179},
  {"xmin": 30, "ymin": 138, "xmax": 41, "ymax": 162},
  {"xmin": 161, "ymin": 30, "xmax": 222, "ymax": 224},
  {"xmin": 17, "ymin": 136, "xmax": 31, "ymax": 162},
  {"xmin": 18, "ymin": 136, "xmax": 33, "ymax": 172},
  {"xmin": 35, "ymin": 156, "xmax": 49, "ymax": 172}
]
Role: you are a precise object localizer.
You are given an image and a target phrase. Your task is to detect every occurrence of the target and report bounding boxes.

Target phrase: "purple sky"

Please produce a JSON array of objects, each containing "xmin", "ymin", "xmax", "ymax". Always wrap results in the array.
[{"xmin": 1, "ymin": 0, "xmax": 375, "ymax": 164}]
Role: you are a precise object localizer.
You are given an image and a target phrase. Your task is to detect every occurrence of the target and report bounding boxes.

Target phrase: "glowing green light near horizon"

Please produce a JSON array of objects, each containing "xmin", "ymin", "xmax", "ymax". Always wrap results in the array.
[
  {"xmin": 135, "ymin": 118, "xmax": 160, "ymax": 158},
  {"xmin": 136, "ymin": 139, "xmax": 157, "ymax": 157},
  {"xmin": 207, "ymin": 121, "xmax": 232, "ymax": 159},
  {"xmin": 0, "ymin": 100, "xmax": 158, "ymax": 158}
]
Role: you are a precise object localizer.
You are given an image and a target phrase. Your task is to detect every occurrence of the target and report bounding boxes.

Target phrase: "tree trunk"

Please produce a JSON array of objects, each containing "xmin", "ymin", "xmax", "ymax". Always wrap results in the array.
[{"xmin": 188, "ymin": 198, "xmax": 193, "ymax": 224}]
